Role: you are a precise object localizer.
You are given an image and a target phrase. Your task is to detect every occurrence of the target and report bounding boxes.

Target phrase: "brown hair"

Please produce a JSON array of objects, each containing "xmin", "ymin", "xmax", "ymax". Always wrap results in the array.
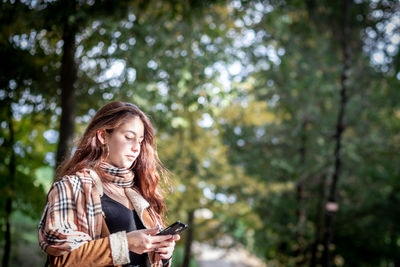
[{"xmin": 56, "ymin": 101, "xmax": 168, "ymax": 224}]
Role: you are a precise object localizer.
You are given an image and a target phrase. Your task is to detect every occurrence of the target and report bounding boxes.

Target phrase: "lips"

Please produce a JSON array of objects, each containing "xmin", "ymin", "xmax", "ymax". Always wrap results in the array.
[{"xmin": 126, "ymin": 155, "xmax": 136, "ymax": 160}]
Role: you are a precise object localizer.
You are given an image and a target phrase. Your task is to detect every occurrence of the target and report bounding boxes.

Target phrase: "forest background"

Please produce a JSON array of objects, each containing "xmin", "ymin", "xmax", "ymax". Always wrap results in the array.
[{"xmin": 1, "ymin": 0, "xmax": 399, "ymax": 267}]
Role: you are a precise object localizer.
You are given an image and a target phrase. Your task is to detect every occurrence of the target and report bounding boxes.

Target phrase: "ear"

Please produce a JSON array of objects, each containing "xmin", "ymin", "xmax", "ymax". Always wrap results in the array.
[{"xmin": 96, "ymin": 130, "xmax": 107, "ymax": 145}]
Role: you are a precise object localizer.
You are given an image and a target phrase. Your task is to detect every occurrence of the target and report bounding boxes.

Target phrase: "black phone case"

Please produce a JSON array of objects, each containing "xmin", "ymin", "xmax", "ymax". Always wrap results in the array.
[{"xmin": 157, "ymin": 221, "xmax": 188, "ymax": 235}]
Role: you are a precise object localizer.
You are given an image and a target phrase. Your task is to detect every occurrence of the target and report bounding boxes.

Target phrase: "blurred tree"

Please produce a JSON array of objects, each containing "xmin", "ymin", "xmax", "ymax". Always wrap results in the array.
[
  {"xmin": 72, "ymin": 2, "xmax": 248, "ymax": 264},
  {"xmin": 1, "ymin": 0, "xmax": 400, "ymax": 266},
  {"xmin": 219, "ymin": 0, "xmax": 400, "ymax": 266},
  {"xmin": 0, "ymin": 2, "xmax": 59, "ymax": 265},
  {"xmin": 322, "ymin": 1, "xmax": 351, "ymax": 266},
  {"xmin": 0, "ymin": 0, "xmax": 247, "ymax": 265},
  {"xmin": 30, "ymin": 0, "xmax": 139, "ymax": 167}
]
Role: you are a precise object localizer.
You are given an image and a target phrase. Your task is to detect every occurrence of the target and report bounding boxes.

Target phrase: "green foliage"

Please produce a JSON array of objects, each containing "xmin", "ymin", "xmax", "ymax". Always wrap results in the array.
[
  {"xmin": 218, "ymin": 0, "xmax": 400, "ymax": 266},
  {"xmin": 1, "ymin": 0, "xmax": 400, "ymax": 266},
  {"xmin": 172, "ymin": 245, "xmax": 198, "ymax": 267}
]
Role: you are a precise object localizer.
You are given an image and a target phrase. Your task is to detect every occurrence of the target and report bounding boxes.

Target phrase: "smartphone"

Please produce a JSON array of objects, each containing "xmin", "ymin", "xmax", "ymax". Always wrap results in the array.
[{"xmin": 157, "ymin": 221, "xmax": 188, "ymax": 235}]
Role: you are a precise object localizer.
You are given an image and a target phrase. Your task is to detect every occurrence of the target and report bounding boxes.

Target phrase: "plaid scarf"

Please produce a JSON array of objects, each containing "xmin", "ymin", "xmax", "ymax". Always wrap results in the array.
[
  {"xmin": 100, "ymin": 162, "xmax": 134, "ymax": 187},
  {"xmin": 100, "ymin": 162, "xmax": 162, "ymax": 231}
]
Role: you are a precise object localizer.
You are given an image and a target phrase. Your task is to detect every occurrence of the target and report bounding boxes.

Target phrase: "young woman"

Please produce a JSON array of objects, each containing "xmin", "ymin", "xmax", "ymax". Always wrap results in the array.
[{"xmin": 38, "ymin": 102, "xmax": 180, "ymax": 267}]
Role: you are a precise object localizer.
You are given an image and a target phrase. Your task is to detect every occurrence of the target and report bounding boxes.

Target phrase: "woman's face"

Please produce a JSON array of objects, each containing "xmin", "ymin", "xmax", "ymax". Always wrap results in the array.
[{"xmin": 104, "ymin": 116, "xmax": 144, "ymax": 169}]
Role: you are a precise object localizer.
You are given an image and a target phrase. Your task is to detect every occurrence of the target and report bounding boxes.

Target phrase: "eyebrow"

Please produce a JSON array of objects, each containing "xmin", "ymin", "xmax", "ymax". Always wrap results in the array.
[{"xmin": 125, "ymin": 130, "xmax": 144, "ymax": 138}]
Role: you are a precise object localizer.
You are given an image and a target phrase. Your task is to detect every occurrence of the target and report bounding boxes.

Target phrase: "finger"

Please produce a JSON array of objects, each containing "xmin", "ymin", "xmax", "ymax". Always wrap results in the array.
[
  {"xmin": 160, "ymin": 240, "xmax": 175, "ymax": 248},
  {"xmin": 142, "ymin": 242, "xmax": 166, "ymax": 253},
  {"xmin": 143, "ymin": 227, "xmax": 160, "ymax": 236},
  {"xmin": 152, "ymin": 239, "xmax": 174, "ymax": 249},
  {"xmin": 172, "ymin": 234, "xmax": 180, "ymax": 241},
  {"xmin": 153, "ymin": 240, "xmax": 175, "ymax": 252},
  {"xmin": 142, "ymin": 242, "xmax": 172, "ymax": 254},
  {"xmin": 155, "ymin": 247, "xmax": 170, "ymax": 254},
  {"xmin": 156, "ymin": 247, "xmax": 173, "ymax": 259},
  {"xmin": 160, "ymin": 253, "xmax": 172, "ymax": 260},
  {"xmin": 149, "ymin": 234, "xmax": 173, "ymax": 243},
  {"xmin": 141, "ymin": 237, "xmax": 173, "ymax": 253}
]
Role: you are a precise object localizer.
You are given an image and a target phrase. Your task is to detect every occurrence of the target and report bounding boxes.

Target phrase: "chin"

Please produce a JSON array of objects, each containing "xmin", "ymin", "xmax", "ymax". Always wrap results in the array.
[
  {"xmin": 123, "ymin": 161, "xmax": 134, "ymax": 169},
  {"xmin": 121, "ymin": 163, "xmax": 131, "ymax": 169},
  {"xmin": 112, "ymin": 161, "xmax": 130, "ymax": 169}
]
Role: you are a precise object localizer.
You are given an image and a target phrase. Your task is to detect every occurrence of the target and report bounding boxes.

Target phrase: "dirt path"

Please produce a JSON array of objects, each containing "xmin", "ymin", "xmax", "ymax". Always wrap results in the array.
[{"xmin": 193, "ymin": 242, "xmax": 266, "ymax": 267}]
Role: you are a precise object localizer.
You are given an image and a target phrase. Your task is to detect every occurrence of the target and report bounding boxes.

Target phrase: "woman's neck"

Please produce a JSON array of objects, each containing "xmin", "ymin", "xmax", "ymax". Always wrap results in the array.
[{"xmin": 102, "ymin": 181, "xmax": 133, "ymax": 210}]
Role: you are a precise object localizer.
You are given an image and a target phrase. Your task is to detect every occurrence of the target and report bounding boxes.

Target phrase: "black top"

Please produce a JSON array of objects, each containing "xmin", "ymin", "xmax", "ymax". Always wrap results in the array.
[{"xmin": 101, "ymin": 193, "xmax": 147, "ymax": 267}]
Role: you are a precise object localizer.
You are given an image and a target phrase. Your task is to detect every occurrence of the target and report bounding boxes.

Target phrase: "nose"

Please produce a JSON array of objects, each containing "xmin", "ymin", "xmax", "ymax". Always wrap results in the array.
[{"xmin": 131, "ymin": 138, "xmax": 140, "ymax": 152}]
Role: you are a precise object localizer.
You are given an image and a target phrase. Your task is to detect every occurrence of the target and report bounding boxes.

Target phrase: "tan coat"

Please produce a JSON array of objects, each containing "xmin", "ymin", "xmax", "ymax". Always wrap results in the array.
[
  {"xmin": 44, "ymin": 169, "xmax": 170, "ymax": 267},
  {"xmin": 47, "ymin": 218, "xmax": 167, "ymax": 267}
]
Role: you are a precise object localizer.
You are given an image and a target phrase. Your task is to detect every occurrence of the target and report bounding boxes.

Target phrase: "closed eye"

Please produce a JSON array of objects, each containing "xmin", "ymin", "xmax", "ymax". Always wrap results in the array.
[{"xmin": 125, "ymin": 135, "xmax": 144, "ymax": 145}]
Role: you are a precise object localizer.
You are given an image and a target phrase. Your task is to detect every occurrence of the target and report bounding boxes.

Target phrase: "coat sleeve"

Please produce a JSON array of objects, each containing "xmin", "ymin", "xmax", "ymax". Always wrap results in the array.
[
  {"xmin": 48, "ymin": 231, "xmax": 129, "ymax": 267},
  {"xmin": 39, "ymin": 177, "xmax": 130, "ymax": 266},
  {"xmin": 48, "ymin": 236, "xmax": 113, "ymax": 267}
]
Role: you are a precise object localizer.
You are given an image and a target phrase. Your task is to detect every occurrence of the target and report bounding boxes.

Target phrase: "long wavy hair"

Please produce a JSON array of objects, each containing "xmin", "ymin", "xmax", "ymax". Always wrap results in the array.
[{"xmin": 56, "ymin": 101, "xmax": 168, "ymax": 225}]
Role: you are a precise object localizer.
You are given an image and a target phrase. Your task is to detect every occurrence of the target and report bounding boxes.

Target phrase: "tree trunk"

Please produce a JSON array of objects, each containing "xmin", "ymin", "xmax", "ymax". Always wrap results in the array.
[
  {"xmin": 310, "ymin": 172, "xmax": 327, "ymax": 267},
  {"xmin": 295, "ymin": 118, "xmax": 308, "ymax": 266},
  {"xmin": 56, "ymin": 0, "xmax": 77, "ymax": 169},
  {"xmin": 322, "ymin": 0, "xmax": 351, "ymax": 266},
  {"xmin": 392, "ymin": 228, "xmax": 400, "ymax": 267},
  {"xmin": 2, "ymin": 198, "xmax": 12, "ymax": 267},
  {"xmin": 2, "ymin": 100, "xmax": 16, "ymax": 267},
  {"xmin": 182, "ymin": 209, "xmax": 195, "ymax": 267}
]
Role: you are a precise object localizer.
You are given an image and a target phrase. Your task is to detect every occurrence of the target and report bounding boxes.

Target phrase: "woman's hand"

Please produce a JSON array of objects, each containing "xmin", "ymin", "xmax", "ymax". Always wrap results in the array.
[
  {"xmin": 155, "ymin": 233, "xmax": 180, "ymax": 259},
  {"xmin": 126, "ymin": 227, "xmax": 174, "ymax": 254}
]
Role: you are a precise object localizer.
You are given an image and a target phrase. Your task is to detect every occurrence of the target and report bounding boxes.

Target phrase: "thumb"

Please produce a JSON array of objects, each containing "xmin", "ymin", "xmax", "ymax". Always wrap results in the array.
[{"xmin": 143, "ymin": 226, "xmax": 160, "ymax": 236}]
